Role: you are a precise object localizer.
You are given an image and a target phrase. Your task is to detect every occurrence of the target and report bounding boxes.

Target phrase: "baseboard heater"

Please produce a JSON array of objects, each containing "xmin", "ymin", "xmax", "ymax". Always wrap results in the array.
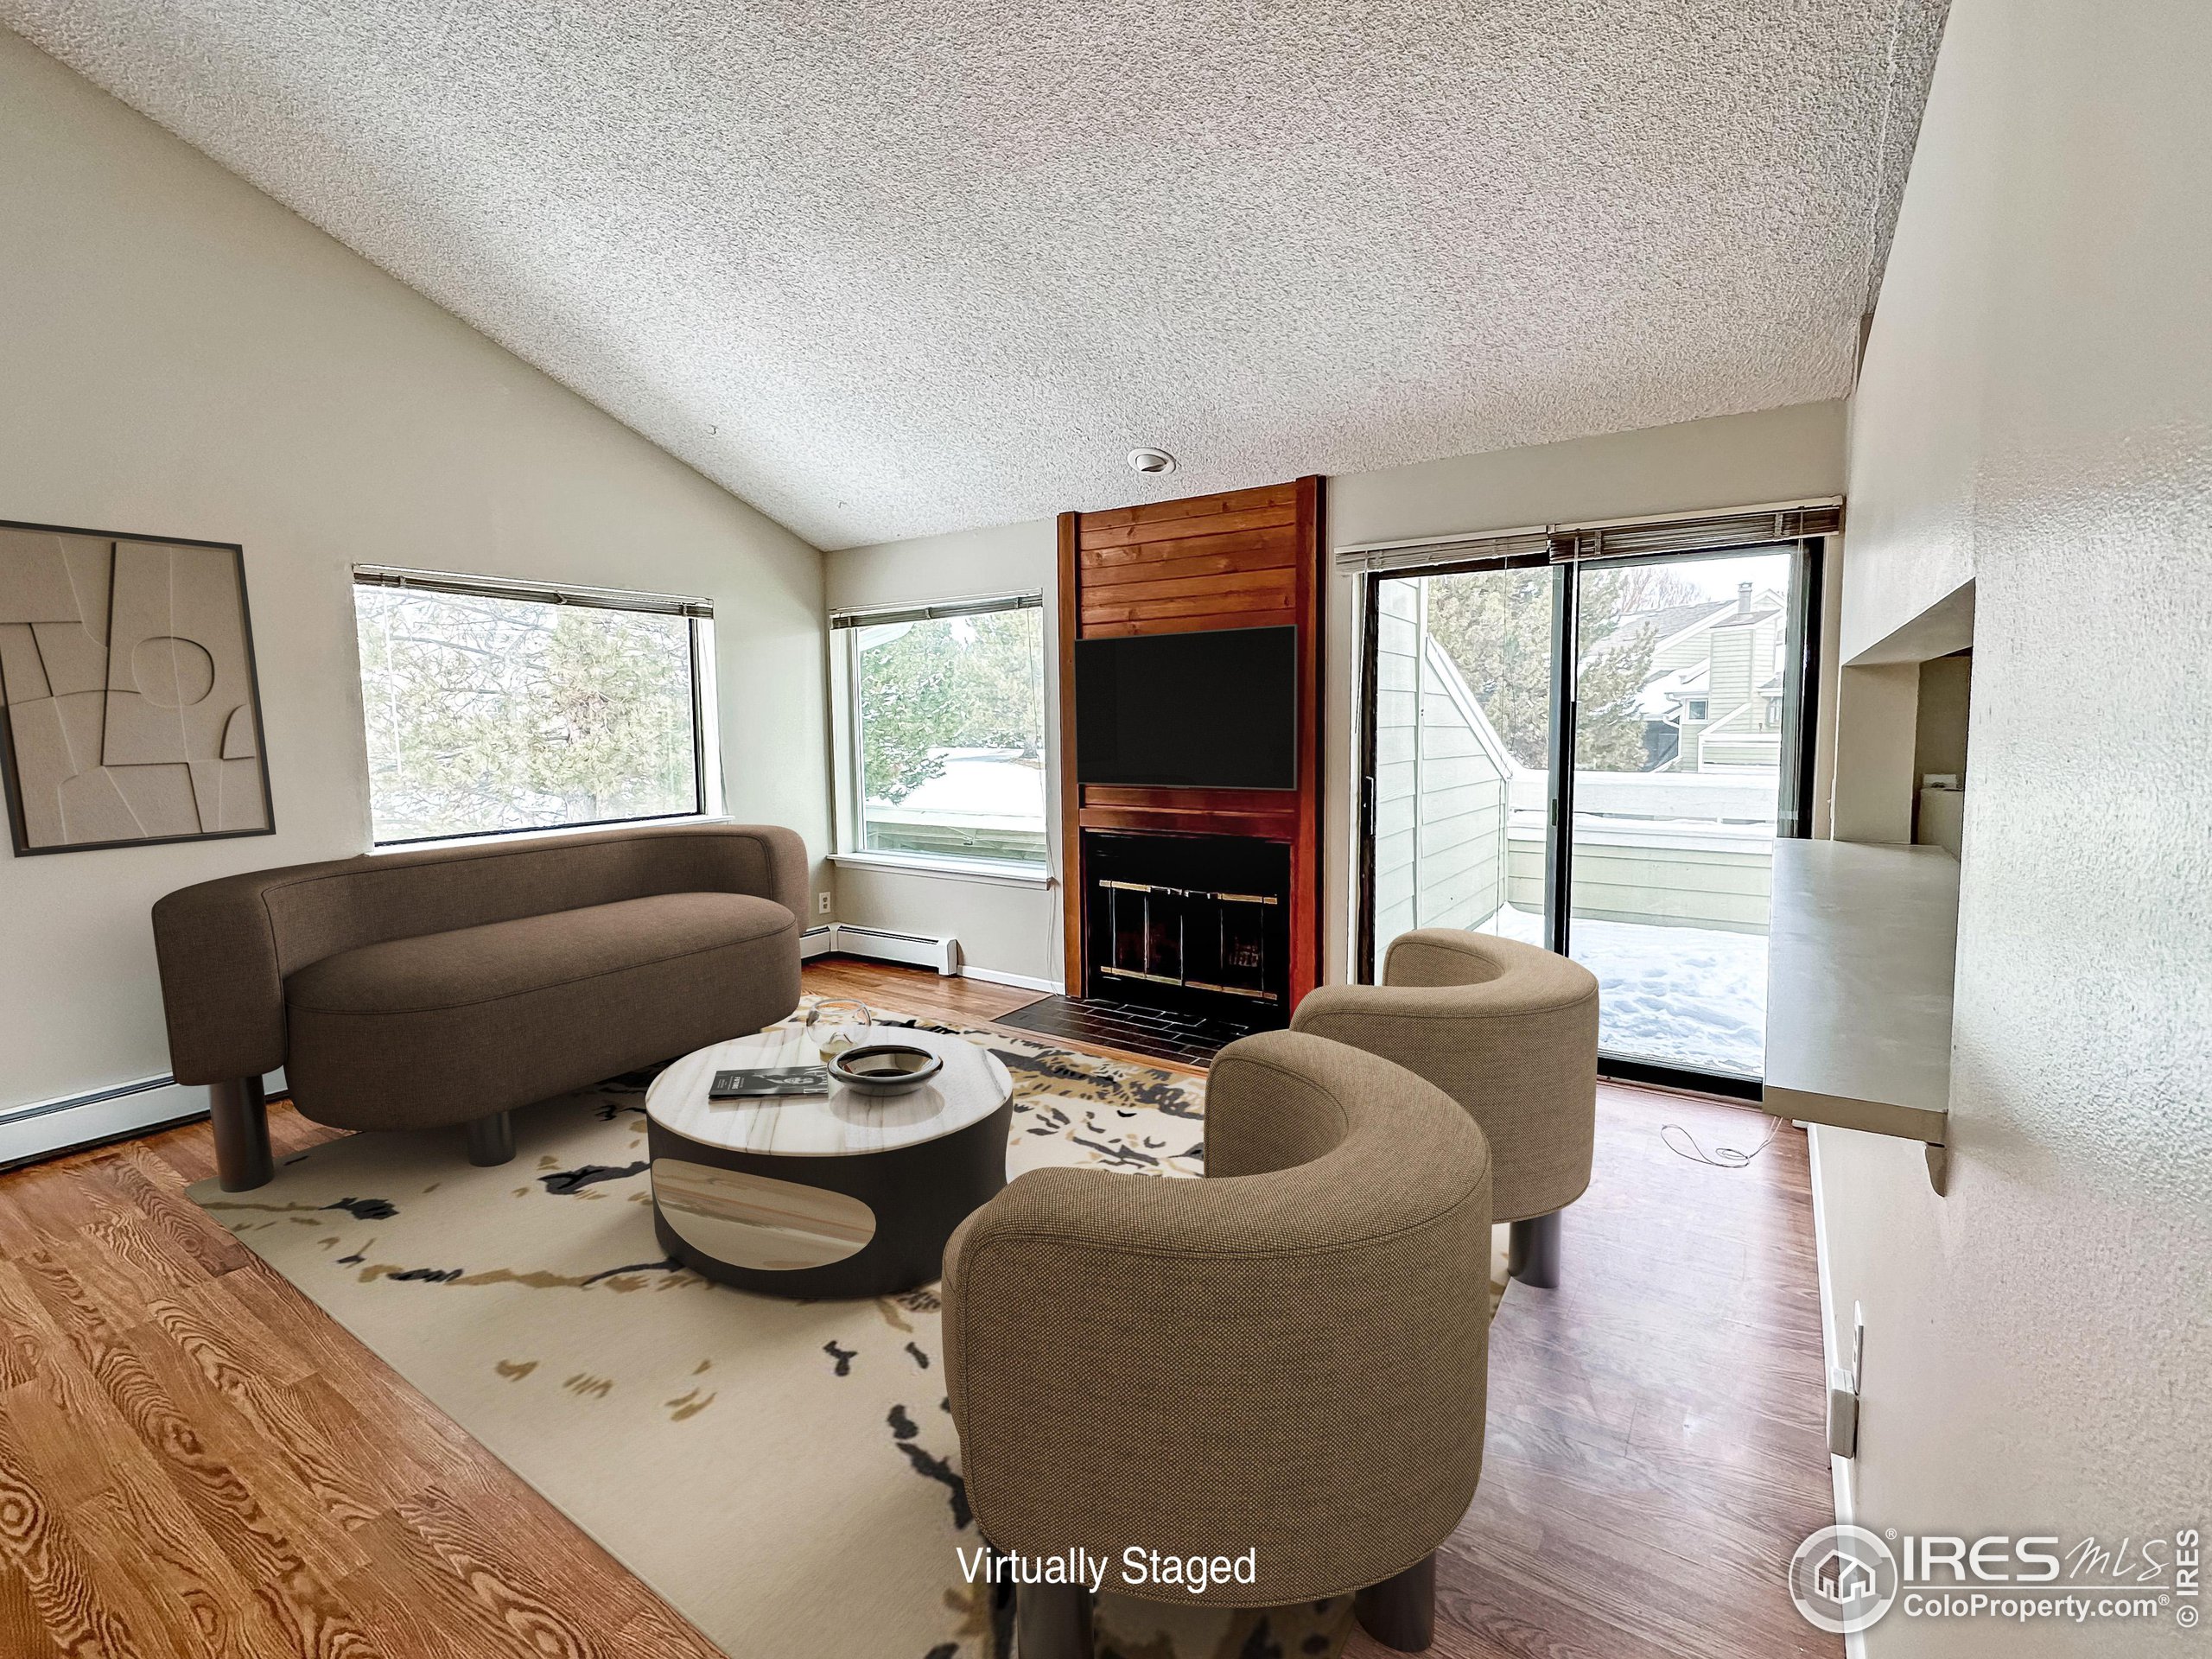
[
  {"xmin": 2, "ymin": 1066, "xmax": 286, "ymax": 1173},
  {"xmin": 820, "ymin": 923, "xmax": 959, "ymax": 976}
]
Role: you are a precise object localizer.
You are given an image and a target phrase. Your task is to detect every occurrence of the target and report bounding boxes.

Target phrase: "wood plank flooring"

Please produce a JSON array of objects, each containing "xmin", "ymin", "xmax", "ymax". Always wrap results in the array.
[
  {"xmin": 1345, "ymin": 1081, "xmax": 1840, "ymax": 1659},
  {"xmin": 0, "ymin": 959, "xmax": 1836, "ymax": 1659}
]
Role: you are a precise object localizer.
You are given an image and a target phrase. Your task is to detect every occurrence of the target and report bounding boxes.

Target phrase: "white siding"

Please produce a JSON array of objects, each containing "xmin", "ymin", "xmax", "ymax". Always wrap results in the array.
[{"xmin": 1370, "ymin": 580, "xmax": 1519, "ymax": 969}]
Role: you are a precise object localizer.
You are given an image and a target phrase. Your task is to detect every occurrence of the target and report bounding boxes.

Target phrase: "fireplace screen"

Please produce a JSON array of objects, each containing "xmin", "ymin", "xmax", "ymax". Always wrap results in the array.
[
  {"xmin": 1101, "ymin": 880, "xmax": 1278, "ymax": 1004},
  {"xmin": 1084, "ymin": 830, "xmax": 1292, "ymax": 1019}
]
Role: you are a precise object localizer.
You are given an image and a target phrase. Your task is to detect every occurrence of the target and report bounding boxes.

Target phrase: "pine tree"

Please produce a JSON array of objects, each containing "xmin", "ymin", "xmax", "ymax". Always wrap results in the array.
[
  {"xmin": 855, "ymin": 611, "xmax": 1044, "ymax": 804},
  {"xmin": 1419, "ymin": 568, "xmax": 1662, "ymax": 772}
]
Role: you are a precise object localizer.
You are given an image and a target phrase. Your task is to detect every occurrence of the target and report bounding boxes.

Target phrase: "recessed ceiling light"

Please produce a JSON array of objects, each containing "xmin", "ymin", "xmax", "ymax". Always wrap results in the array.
[{"xmin": 1128, "ymin": 448, "xmax": 1177, "ymax": 475}]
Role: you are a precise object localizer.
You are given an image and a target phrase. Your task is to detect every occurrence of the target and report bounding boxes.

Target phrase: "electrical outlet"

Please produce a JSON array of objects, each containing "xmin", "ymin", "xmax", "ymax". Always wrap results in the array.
[{"xmin": 817, "ymin": 892, "xmax": 832, "ymax": 916}]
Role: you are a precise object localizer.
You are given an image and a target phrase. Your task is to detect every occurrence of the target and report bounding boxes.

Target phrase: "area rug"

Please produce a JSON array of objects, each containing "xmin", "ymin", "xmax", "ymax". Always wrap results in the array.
[{"xmin": 189, "ymin": 1006, "xmax": 1508, "ymax": 1659}]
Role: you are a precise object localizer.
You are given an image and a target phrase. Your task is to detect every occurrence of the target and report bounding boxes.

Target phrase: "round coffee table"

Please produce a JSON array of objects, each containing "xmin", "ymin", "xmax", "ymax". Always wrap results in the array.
[{"xmin": 645, "ymin": 1024, "xmax": 1014, "ymax": 1299}]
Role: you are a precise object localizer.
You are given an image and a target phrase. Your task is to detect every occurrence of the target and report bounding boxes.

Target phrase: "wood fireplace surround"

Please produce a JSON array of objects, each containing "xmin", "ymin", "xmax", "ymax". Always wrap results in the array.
[{"xmin": 1057, "ymin": 477, "xmax": 1324, "ymax": 1026}]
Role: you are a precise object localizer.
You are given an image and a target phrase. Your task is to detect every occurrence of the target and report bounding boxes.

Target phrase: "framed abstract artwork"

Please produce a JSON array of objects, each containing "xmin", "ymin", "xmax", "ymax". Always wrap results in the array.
[{"xmin": 0, "ymin": 518, "xmax": 274, "ymax": 855}]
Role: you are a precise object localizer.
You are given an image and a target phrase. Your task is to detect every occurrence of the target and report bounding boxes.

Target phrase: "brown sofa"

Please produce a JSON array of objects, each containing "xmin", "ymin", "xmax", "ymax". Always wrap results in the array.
[
  {"xmin": 151, "ymin": 823, "xmax": 805, "ymax": 1191},
  {"xmin": 944, "ymin": 1030, "xmax": 1492, "ymax": 1656}
]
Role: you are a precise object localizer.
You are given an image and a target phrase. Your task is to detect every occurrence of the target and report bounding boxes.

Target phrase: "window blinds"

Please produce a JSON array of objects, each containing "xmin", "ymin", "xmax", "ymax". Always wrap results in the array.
[
  {"xmin": 1332, "ymin": 499, "xmax": 1843, "ymax": 575},
  {"xmin": 353, "ymin": 564, "xmax": 712, "ymax": 619},
  {"xmin": 828, "ymin": 591, "xmax": 1044, "ymax": 630}
]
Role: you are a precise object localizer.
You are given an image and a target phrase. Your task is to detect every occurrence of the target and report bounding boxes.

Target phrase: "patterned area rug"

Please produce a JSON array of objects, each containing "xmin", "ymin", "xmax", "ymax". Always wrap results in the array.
[{"xmin": 189, "ymin": 1007, "xmax": 1507, "ymax": 1659}]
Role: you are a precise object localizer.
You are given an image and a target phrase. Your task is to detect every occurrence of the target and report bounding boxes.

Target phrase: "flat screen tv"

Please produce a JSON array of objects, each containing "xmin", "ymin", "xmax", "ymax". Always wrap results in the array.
[{"xmin": 1075, "ymin": 625, "xmax": 1297, "ymax": 790}]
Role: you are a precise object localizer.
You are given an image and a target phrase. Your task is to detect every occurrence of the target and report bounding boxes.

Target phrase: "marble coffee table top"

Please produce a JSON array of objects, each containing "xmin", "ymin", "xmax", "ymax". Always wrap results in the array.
[{"xmin": 645, "ymin": 1025, "xmax": 1014, "ymax": 1158}]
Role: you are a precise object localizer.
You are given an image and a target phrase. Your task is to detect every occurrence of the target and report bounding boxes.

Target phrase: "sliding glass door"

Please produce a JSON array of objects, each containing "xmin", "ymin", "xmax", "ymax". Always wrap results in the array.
[
  {"xmin": 1358, "ymin": 542, "xmax": 1820, "ymax": 1090},
  {"xmin": 1563, "ymin": 548, "xmax": 1813, "ymax": 1083}
]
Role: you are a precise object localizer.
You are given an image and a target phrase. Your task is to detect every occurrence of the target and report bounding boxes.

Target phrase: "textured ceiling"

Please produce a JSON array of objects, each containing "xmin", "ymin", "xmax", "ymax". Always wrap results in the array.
[{"xmin": 3, "ymin": 2, "xmax": 1945, "ymax": 550}]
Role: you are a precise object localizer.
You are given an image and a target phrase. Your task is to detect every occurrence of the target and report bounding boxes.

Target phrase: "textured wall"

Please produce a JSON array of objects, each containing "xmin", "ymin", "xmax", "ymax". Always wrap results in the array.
[
  {"xmin": 1826, "ymin": 3, "xmax": 2211, "ymax": 1652},
  {"xmin": 0, "ymin": 33, "xmax": 828, "ymax": 1112}
]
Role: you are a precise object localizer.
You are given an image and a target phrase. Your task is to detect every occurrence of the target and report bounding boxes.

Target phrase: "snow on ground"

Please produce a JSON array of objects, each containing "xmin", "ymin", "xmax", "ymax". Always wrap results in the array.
[
  {"xmin": 884, "ymin": 749, "xmax": 1045, "ymax": 817},
  {"xmin": 1480, "ymin": 905, "xmax": 1767, "ymax": 1078}
]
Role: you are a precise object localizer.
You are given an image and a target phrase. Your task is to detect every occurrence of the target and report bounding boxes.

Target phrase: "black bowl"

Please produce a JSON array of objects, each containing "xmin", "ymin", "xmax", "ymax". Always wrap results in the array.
[{"xmin": 827, "ymin": 1044, "xmax": 944, "ymax": 1094}]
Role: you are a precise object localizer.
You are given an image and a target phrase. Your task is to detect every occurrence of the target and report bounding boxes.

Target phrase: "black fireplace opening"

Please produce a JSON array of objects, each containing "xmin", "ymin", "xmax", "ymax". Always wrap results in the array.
[{"xmin": 1083, "ymin": 830, "xmax": 1292, "ymax": 1028}]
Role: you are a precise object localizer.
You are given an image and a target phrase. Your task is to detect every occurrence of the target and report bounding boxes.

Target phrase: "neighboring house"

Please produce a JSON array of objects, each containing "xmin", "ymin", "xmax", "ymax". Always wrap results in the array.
[{"xmin": 1616, "ymin": 582, "xmax": 1789, "ymax": 772}]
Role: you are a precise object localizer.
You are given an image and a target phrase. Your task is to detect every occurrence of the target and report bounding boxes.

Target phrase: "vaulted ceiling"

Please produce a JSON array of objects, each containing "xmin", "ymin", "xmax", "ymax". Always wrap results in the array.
[{"xmin": 3, "ymin": 2, "xmax": 1945, "ymax": 549}]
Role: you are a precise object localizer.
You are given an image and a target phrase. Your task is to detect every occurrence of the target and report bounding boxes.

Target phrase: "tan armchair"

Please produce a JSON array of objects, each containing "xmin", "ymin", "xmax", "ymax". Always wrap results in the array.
[
  {"xmin": 943, "ymin": 1030, "xmax": 1491, "ymax": 1656},
  {"xmin": 1292, "ymin": 928, "xmax": 1598, "ymax": 1288}
]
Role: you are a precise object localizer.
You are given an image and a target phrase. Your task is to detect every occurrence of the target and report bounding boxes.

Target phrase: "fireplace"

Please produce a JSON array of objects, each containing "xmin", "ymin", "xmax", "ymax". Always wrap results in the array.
[
  {"xmin": 1055, "ymin": 478, "xmax": 1325, "ymax": 1038},
  {"xmin": 1083, "ymin": 831, "xmax": 1292, "ymax": 1026}
]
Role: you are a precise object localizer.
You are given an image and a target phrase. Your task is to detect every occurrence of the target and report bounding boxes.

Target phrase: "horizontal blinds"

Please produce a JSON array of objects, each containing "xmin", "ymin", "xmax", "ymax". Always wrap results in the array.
[
  {"xmin": 829, "ymin": 591, "xmax": 1043, "ymax": 630},
  {"xmin": 1334, "ymin": 528, "xmax": 1555, "ymax": 575},
  {"xmin": 353, "ymin": 564, "xmax": 711, "ymax": 619},
  {"xmin": 1333, "ymin": 499, "xmax": 1843, "ymax": 575},
  {"xmin": 1548, "ymin": 502, "xmax": 1843, "ymax": 561}
]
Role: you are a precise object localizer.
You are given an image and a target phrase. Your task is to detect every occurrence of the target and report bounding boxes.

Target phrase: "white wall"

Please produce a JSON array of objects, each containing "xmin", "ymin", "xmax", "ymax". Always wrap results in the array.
[
  {"xmin": 823, "ymin": 518, "xmax": 1064, "ymax": 987},
  {"xmin": 1829, "ymin": 662, "xmax": 1922, "ymax": 844},
  {"xmin": 1824, "ymin": 3, "xmax": 2211, "ymax": 1652},
  {"xmin": 0, "ymin": 32, "xmax": 830, "ymax": 1121},
  {"xmin": 1326, "ymin": 401, "xmax": 1850, "ymax": 979}
]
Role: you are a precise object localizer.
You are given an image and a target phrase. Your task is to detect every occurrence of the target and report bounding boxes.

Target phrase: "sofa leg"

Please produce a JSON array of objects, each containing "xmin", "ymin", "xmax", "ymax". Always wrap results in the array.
[
  {"xmin": 1355, "ymin": 1552, "xmax": 1436, "ymax": 1651},
  {"xmin": 1016, "ymin": 1580, "xmax": 1093, "ymax": 1659},
  {"xmin": 465, "ymin": 1110, "xmax": 516, "ymax": 1167},
  {"xmin": 210, "ymin": 1077, "xmax": 274, "ymax": 1192},
  {"xmin": 1508, "ymin": 1211, "xmax": 1562, "ymax": 1288}
]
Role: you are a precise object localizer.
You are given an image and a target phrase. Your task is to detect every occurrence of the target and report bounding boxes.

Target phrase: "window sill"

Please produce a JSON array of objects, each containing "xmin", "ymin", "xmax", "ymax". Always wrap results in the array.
[
  {"xmin": 830, "ymin": 850, "xmax": 1053, "ymax": 888},
  {"xmin": 368, "ymin": 814, "xmax": 728, "ymax": 857}
]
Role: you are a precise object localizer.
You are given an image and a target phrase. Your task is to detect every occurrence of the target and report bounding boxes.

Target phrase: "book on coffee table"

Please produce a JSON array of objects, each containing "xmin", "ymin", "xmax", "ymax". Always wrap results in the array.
[{"xmin": 709, "ymin": 1066, "xmax": 831, "ymax": 1099}]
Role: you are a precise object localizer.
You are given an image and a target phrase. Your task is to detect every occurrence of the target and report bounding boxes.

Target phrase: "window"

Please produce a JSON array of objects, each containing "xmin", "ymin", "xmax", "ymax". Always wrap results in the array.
[
  {"xmin": 353, "ymin": 568, "xmax": 710, "ymax": 846},
  {"xmin": 835, "ymin": 594, "xmax": 1047, "ymax": 869},
  {"xmin": 1685, "ymin": 698, "xmax": 1709, "ymax": 721},
  {"xmin": 1765, "ymin": 695, "xmax": 1784, "ymax": 727}
]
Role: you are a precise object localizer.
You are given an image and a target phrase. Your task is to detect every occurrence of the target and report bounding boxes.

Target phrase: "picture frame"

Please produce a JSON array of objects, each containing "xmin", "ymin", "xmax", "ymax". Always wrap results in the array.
[{"xmin": 0, "ymin": 518, "xmax": 276, "ymax": 855}]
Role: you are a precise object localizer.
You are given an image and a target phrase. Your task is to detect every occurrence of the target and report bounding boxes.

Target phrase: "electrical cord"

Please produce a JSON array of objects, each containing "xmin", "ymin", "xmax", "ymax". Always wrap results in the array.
[{"xmin": 1661, "ymin": 1112, "xmax": 1782, "ymax": 1169}]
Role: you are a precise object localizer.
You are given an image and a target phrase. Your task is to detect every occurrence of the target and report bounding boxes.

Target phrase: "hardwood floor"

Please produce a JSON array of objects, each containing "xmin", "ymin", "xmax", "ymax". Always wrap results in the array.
[
  {"xmin": 0, "ymin": 960, "xmax": 1835, "ymax": 1659},
  {"xmin": 809, "ymin": 957, "xmax": 1206, "ymax": 1076},
  {"xmin": 0, "ymin": 1101, "xmax": 721, "ymax": 1659},
  {"xmin": 806, "ymin": 957, "xmax": 1077, "ymax": 1040},
  {"xmin": 1347, "ymin": 1082, "xmax": 1840, "ymax": 1659}
]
